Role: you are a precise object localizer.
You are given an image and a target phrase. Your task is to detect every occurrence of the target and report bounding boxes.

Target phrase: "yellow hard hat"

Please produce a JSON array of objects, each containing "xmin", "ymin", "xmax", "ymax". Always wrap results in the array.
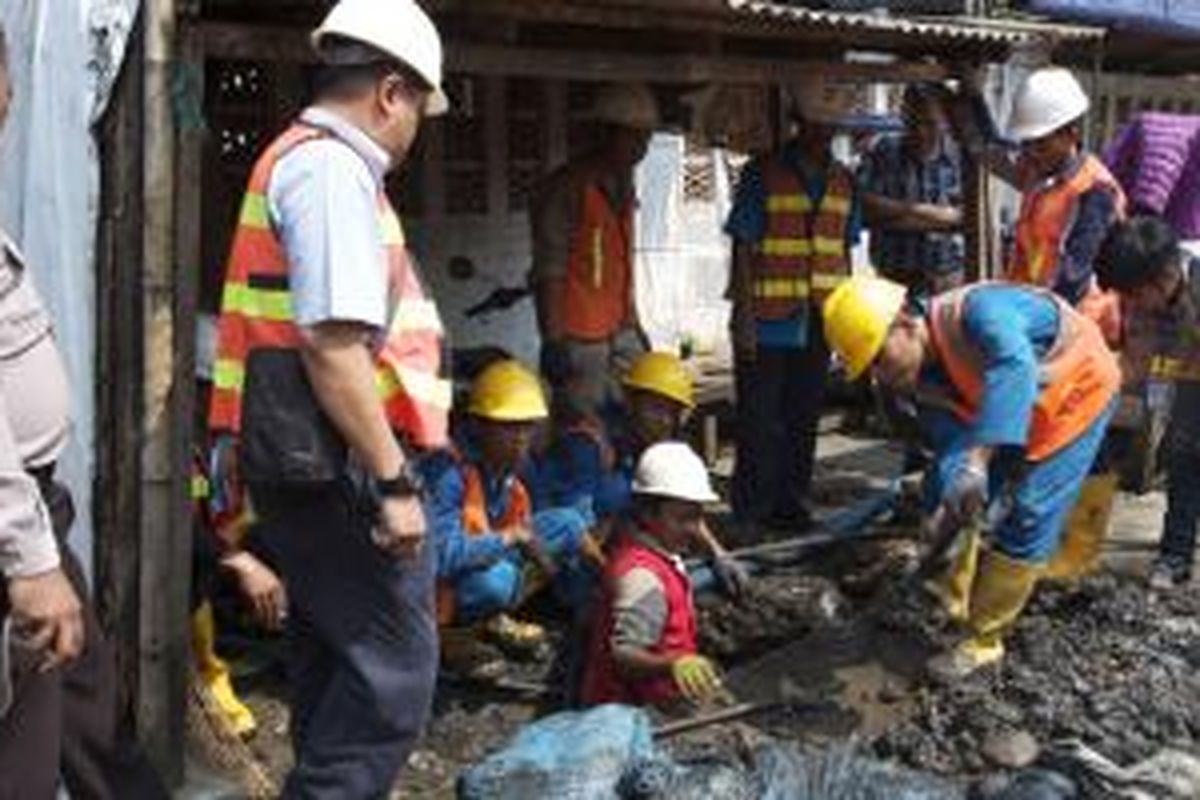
[
  {"xmin": 623, "ymin": 351, "xmax": 695, "ymax": 409},
  {"xmin": 822, "ymin": 277, "xmax": 908, "ymax": 380},
  {"xmin": 468, "ymin": 360, "xmax": 548, "ymax": 422}
]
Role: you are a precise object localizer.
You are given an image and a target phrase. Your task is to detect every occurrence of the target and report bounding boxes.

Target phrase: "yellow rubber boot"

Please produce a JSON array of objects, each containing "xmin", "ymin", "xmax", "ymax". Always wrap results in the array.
[
  {"xmin": 924, "ymin": 526, "xmax": 981, "ymax": 624},
  {"xmin": 192, "ymin": 603, "xmax": 257, "ymax": 739},
  {"xmin": 927, "ymin": 550, "xmax": 1040, "ymax": 682},
  {"xmin": 1044, "ymin": 473, "xmax": 1118, "ymax": 581}
]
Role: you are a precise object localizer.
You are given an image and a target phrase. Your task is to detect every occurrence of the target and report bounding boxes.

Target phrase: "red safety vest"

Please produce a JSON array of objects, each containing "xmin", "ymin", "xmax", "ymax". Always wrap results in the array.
[
  {"xmin": 580, "ymin": 526, "xmax": 697, "ymax": 706},
  {"xmin": 751, "ymin": 156, "xmax": 854, "ymax": 320},
  {"xmin": 926, "ymin": 285, "xmax": 1120, "ymax": 462},
  {"xmin": 436, "ymin": 454, "xmax": 532, "ymax": 626},
  {"xmin": 560, "ymin": 171, "xmax": 635, "ymax": 341},
  {"xmin": 208, "ymin": 122, "xmax": 450, "ymax": 448}
]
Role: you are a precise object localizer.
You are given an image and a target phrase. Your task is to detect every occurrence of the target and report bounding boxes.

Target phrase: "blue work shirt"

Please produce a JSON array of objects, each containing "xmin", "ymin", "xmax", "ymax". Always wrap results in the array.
[
  {"xmin": 531, "ymin": 423, "xmax": 638, "ymax": 522},
  {"xmin": 424, "ymin": 445, "xmax": 520, "ymax": 581},
  {"xmin": 725, "ymin": 141, "xmax": 864, "ymax": 349},
  {"xmin": 919, "ymin": 285, "xmax": 1058, "ymax": 454}
]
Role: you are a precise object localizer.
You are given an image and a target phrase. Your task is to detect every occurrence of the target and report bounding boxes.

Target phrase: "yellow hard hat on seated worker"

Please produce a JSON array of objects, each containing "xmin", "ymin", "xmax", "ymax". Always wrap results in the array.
[
  {"xmin": 623, "ymin": 351, "xmax": 695, "ymax": 409},
  {"xmin": 822, "ymin": 276, "xmax": 908, "ymax": 381},
  {"xmin": 468, "ymin": 360, "xmax": 549, "ymax": 422}
]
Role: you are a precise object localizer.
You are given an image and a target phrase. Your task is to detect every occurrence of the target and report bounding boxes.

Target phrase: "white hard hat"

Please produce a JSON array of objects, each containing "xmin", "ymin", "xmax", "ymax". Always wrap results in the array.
[
  {"xmin": 789, "ymin": 77, "xmax": 852, "ymax": 126},
  {"xmin": 196, "ymin": 314, "xmax": 218, "ymax": 381},
  {"xmin": 1007, "ymin": 67, "xmax": 1089, "ymax": 142},
  {"xmin": 312, "ymin": 0, "xmax": 449, "ymax": 117},
  {"xmin": 632, "ymin": 442, "xmax": 718, "ymax": 504},
  {"xmin": 593, "ymin": 83, "xmax": 659, "ymax": 130}
]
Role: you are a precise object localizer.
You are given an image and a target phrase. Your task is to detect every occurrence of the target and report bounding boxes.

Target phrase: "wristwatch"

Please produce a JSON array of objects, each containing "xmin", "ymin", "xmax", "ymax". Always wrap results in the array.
[{"xmin": 374, "ymin": 462, "xmax": 424, "ymax": 499}]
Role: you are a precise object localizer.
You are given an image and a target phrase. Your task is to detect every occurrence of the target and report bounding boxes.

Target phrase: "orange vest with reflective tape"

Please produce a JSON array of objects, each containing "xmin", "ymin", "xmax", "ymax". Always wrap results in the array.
[
  {"xmin": 208, "ymin": 123, "xmax": 450, "ymax": 449},
  {"xmin": 436, "ymin": 455, "xmax": 532, "ymax": 626},
  {"xmin": 927, "ymin": 284, "xmax": 1120, "ymax": 462},
  {"xmin": 1008, "ymin": 155, "xmax": 1127, "ymax": 288},
  {"xmin": 561, "ymin": 177, "xmax": 635, "ymax": 341},
  {"xmin": 752, "ymin": 156, "xmax": 854, "ymax": 320}
]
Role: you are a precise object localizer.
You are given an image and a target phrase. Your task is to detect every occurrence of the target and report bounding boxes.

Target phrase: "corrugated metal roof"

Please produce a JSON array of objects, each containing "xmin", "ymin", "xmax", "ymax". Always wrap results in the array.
[{"xmin": 728, "ymin": 0, "xmax": 1106, "ymax": 45}]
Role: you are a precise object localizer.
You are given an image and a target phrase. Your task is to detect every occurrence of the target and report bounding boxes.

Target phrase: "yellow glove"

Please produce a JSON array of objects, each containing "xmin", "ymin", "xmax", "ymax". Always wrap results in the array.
[{"xmin": 671, "ymin": 654, "xmax": 723, "ymax": 702}]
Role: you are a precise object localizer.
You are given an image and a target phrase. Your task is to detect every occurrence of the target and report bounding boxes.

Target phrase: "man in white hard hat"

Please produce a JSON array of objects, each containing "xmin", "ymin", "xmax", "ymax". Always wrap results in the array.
[
  {"xmin": 206, "ymin": 1, "xmax": 452, "ymax": 794},
  {"xmin": 951, "ymin": 67, "xmax": 1125, "ymax": 310},
  {"xmin": 530, "ymin": 83, "xmax": 658, "ymax": 417},
  {"xmin": 580, "ymin": 441, "xmax": 728, "ymax": 708},
  {"xmin": 725, "ymin": 77, "xmax": 863, "ymax": 532}
]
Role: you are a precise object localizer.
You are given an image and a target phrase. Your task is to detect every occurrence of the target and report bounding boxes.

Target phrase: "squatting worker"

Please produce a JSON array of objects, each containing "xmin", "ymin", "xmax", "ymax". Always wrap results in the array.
[
  {"xmin": 206, "ymin": 0, "xmax": 452, "ymax": 794},
  {"xmin": 0, "ymin": 22, "xmax": 166, "ymax": 796},
  {"xmin": 581, "ymin": 442, "xmax": 728, "ymax": 709},
  {"xmin": 725, "ymin": 76, "xmax": 862, "ymax": 532},
  {"xmin": 531, "ymin": 83, "xmax": 658, "ymax": 417},
  {"xmin": 1096, "ymin": 218, "xmax": 1200, "ymax": 591},
  {"xmin": 823, "ymin": 277, "xmax": 1119, "ymax": 681}
]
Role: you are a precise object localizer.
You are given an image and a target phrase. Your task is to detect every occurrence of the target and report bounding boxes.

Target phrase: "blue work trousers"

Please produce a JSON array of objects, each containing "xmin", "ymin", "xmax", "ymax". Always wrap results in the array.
[
  {"xmin": 453, "ymin": 507, "xmax": 590, "ymax": 623},
  {"xmin": 925, "ymin": 398, "xmax": 1117, "ymax": 563},
  {"xmin": 1158, "ymin": 382, "xmax": 1200, "ymax": 574},
  {"xmin": 732, "ymin": 320, "xmax": 829, "ymax": 523},
  {"xmin": 252, "ymin": 480, "xmax": 438, "ymax": 799}
]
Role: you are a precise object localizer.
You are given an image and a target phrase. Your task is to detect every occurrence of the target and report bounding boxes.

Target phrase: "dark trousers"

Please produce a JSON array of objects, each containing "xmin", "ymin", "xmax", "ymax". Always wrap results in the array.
[
  {"xmin": 732, "ymin": 319, "xmax": 830, "ymax": 523},
  {"xmin": 1158, "ymin": 382, "xmax": 1200, "ymax": 574},
  {"xmin": 0, "ymin": 478, "xmax": 166, "ymax": 800},
  {"xmin": 252, "ymin": 480, "xmax": 438, "ymax": 799}
]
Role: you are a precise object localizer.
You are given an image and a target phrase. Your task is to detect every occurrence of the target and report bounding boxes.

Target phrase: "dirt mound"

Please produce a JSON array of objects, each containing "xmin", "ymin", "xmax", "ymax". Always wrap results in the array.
[{"xmin": 872, "ymin": 572, "xmax": 1200, "ymax": 776}]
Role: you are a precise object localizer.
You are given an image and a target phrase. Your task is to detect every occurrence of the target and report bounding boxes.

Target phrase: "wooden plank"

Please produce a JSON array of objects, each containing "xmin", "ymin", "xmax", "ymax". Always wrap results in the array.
[
  {"xmin": 193, "ymin": 21, "xmax": 949, "ymax": 85},
  {"xmin": 139, "ymin": 0, "xmax": 190, "ymax": 784},
  {"xmin": 93, "ymin": 9, "xmax": 145, "ymax": 744}
]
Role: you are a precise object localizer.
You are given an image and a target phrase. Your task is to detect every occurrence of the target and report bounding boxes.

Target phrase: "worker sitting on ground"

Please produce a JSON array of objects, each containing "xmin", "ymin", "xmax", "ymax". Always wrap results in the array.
[
  {"xmin": 533, "ymin": 350, "xmax": 748, "ymax": 598},
  {"xmin": 823, "ymin": 277, "xmax": 1120, "ymax": 681},
  {"xmin": 425, "ymin": 359, "xmax": 590, "ymax": 658},
  {"xmin": 580, "ymin": 442, "xmax": 729, "ymax": 708},
  {"xmin": 1096, "ymin": 217, "xmax": 1200, "ymax": 590}
]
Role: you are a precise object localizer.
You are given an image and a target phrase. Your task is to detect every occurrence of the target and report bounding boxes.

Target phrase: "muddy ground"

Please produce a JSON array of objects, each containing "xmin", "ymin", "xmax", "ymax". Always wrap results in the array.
[{"xmin": 194, "ymin": 433, "xmax": 1200, "ymax": 798}]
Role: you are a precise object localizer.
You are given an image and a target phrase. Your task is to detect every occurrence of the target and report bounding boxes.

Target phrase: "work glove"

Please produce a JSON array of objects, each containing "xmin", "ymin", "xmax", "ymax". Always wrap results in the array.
[
  {"xmin": 671, "ymin": 654, "xmax": 725, "ymax": 703},
  {"xmin": 942, "ymin": 461, "xmax": 988, "ymax": 524},
  {"xmin": 710, "ymin": 555, "xmax": 751, "ymax": 600}
]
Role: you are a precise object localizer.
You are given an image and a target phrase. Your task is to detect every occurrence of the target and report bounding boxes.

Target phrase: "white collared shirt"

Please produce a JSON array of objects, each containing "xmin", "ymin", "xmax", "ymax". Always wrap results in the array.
[{"xmin": 266, "ymin": 106, "xmax": 395, "ymax": 330}]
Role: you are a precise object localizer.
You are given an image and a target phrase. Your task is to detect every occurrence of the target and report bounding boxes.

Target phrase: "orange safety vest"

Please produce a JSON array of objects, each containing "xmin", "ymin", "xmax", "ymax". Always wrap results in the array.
[
  {"xmin": 436, "ymin": 455, "xmax": 532, "ymax": 626},
  {"xmin": 1008, "ymin": 154, "xmax": 1127, "ymax": 288},
  {"xmin": 561, "ymin": 176, "xmax": 635, "ymax": 341},
  {"xmin": 926, "ymin": 284, "xmax": 1120, "ymax": 462},
  {"xmin": 208, "ymin": 122, "xmax": 451, "ymax": 449},
  {"xmin": 752, "ymin": 156, "xmax": 854, "ymax": 320}
]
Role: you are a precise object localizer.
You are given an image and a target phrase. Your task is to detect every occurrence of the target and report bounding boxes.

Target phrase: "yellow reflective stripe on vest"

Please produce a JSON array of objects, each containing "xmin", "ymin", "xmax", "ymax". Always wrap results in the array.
[
  {"xmin": 221, "ymin": 282, "xmax": 294, "ymax": 322},
  {"xmin": 753, "ymin": 277, "xmax": 810, "ymax": 299},
  {"xmin": 388, "ymin": 298, "xmax": 444, "ymax": 335},
  {"xmin": 820, "ymin": 195, "xmax": 852, "ymax": 216},
  {"xmin": 212, "ymin": 358, "xmax": 246, "ymax": 392},
  {"xmin": 811, "ymin": 272, "xmax": 848, "ymax": 291},
  {"xmin": 239, "ymin": 193, "xmax": 270, "ymax": 230},
  {"xmin": 766, "ymin": 194, "xmax": 814, "ymax": 213},
  {"xmin": 376, "ymin": 364, "xmax": 454, "ymax": 410},
  {"xmin": 380, "ymin": 211, "xmax": 406, "ymax": 247},
  {"xmin": 191, "ymin": 473, "xmax": 210, "ymax": 501},
  {"xmin": 1151, "ymin": 355, "xmax": 1200, "ymax": 382},
  {"xmin": 762, "ymin": 237, "xmax": 846, "ymax": 258}
]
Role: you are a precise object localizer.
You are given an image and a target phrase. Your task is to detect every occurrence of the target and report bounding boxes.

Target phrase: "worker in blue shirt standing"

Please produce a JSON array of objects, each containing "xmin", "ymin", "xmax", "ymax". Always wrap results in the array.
[
  {"xmin": 823, "ymin": 277, "xmax": 1119, "ymax": 681},
  {"xmin": 725, "ymin": 77, "xmax": 863, "ymax": 532}
]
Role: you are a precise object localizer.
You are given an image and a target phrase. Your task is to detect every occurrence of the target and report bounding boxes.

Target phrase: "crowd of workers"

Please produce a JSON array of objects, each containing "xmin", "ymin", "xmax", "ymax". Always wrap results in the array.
[{"xmin": 2, "ymin": 0, "xmax": 1199, "ymax": 796}]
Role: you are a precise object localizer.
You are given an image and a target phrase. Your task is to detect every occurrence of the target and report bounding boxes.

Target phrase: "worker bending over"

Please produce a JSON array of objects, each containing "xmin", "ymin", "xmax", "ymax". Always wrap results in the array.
[
  {"xmin": 823, "ymin": 277, "xmax": 1119, "ymax": 680},
  {"xmin": 426, "ymin": 360, "xmax": 590, "ymax": 649},
  {"xmin": 581, "ymin": 442, "xmax": 728, "ymax": 708},
  {"xmin": 533, "ymin": 350, "xmax": 747, "ymax": 597},
  {"xmin": 1096, "ymin": 217, "xmax": 1200, "ymax": 589}
]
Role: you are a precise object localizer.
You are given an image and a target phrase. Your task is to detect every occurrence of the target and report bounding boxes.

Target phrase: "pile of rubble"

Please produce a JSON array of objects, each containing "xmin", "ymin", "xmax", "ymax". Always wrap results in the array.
[{"xmin": 872, "ymin": 572, "xmax": 1200, "ymax": 776}]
